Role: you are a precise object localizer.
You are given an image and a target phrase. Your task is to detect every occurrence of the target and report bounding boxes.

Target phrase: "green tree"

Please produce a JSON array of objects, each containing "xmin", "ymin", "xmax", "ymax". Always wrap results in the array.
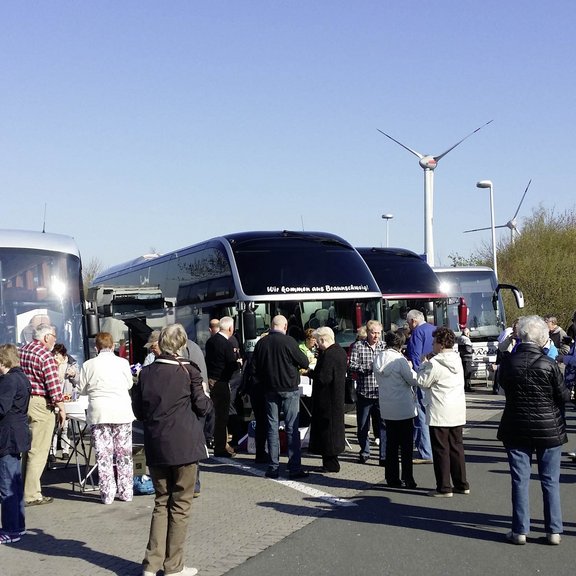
[{"xmin": 467, "ymin": 206, "xmax": 576, "ymax": 330}]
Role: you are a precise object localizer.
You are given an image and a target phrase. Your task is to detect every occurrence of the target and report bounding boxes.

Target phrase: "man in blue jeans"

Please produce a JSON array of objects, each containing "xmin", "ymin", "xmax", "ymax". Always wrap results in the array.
[
  {"xmin": 406, "ymin": 309, "xmax": 435, "ymax": 463},
  {"xmin": 349, "ymin": 320, "xmax": 386, "ymax": 465},
  {"xmin": 252, "ymin": 315, "xmax": 309, "ymax": 479}
]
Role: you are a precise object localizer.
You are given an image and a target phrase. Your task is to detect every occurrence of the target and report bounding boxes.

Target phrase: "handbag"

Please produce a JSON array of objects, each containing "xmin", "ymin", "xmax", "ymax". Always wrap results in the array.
[{"xmin": 133, "ymin": 474, "xmax": 155, "ymax": 495}]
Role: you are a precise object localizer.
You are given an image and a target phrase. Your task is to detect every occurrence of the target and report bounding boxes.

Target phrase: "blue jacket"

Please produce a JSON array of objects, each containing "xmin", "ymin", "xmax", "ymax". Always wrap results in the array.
[
  {"xmin": 407, "ymin": 322, "xmax": 436, "ymax": 369},
  {"xmin": 0, "ymin": 367, "xmax": 31, "ymax": 457}
]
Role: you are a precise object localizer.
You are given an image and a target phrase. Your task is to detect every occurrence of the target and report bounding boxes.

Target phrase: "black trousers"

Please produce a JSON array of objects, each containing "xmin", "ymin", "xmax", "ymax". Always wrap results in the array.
[
  {"xmin": 385, "ymin": 418, "xmax": 415, "ymax": 484},
  {"xmin": 210, "ymin": 379, "xmax": 231, "ymax": 454},
  {"xmin": 429, "ymin": 426, "xmax": 469, "ymax": 493}
]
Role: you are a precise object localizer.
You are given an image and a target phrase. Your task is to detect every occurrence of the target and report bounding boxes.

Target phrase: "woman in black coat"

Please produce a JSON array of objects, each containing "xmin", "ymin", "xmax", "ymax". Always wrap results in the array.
[
  {"xmin": 309, "ymin": 327, "xmax": 347, "ymax": 473},
  {"xmin": 132, "ymin": 324, "xmax": 212, "ymax": 576},
  {"xmin": 497, "ymin": 315, "xmax": 570, "ymax": 546}
]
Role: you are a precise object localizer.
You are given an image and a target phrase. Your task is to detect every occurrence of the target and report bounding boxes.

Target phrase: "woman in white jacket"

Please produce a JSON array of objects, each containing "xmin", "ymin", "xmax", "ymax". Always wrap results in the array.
[
  {"xmin": 416, "ymin": 326, "xmax": 469, "ymax": 498},
  {"xmin": 374, "ymin": 331, "xmax": 418, "ymax": 488}
]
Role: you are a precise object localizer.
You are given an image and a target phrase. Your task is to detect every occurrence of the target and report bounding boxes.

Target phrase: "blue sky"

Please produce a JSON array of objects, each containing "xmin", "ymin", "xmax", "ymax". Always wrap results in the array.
[{"xmin": 1, "ymin": 1, "xmax": 575, "ymax": 270}]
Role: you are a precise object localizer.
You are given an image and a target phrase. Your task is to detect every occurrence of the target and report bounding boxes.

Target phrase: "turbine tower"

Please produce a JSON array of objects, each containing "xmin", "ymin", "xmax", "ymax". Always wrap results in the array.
[
  {"xmin": 377, "ymin": 120, "xmax": 493, "ymax": 266},
  {"xmin": 464, "ymin": 180, "xmax": 531, "ymax": 245}
]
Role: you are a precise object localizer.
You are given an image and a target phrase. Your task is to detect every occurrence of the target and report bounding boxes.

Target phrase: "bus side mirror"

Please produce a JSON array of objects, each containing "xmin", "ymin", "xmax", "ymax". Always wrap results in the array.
[
  {"xmin": 497, "ymin": 283, "xmax": 525, "ymax": 310},
  {"xmin": 86, "ymin": 310, "xmax": 100, "ymax": 338},
  {"xmin": 513, "ymin": 288, "xmax": 524, "ymax": 309}
]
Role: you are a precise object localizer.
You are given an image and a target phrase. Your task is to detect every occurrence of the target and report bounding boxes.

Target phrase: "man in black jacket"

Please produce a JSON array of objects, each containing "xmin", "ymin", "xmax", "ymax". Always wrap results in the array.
[
  {"xmin": 205, "ymin": 316, "xmax": 240, "ymax": 457},
  {"xmin": 253, "ymin": 315, "xmax": 309, "ymax": 479}
]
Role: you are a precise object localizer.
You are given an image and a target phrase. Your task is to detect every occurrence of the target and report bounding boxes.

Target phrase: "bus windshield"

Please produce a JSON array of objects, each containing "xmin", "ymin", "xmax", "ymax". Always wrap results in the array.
[
  {"xmin": 0, "ymin": 247, "xmax": 86, "ymax": 364},
  {"xmin": 356, "ymin": 247, "xmax": 448, "ymax": 331},
  {"xmin": 436, "ymin": 267, "xmax": 503, "ymax": 339},
  {"xmin": 231, "ymin": 235, "xmax": 375, "ymax": 297}
]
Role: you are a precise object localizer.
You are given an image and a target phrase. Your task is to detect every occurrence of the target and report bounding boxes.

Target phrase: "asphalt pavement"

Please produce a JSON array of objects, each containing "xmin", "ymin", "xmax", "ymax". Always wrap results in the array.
[{"xmin": 3, "ymin": 386, "xmax": 576, "ymax": 576}]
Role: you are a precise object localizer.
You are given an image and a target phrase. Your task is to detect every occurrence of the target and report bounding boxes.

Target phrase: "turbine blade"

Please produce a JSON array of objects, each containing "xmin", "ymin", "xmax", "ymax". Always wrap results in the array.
[
  {"xmin": 463, "ymin": 224, "xmax": 507, "ymax": 233},
  {"xmin": 377, "ymin": 129, "xmax": 424, "ymax": 160},
  {"xmin": 511, "ymin": 179, "xmax": 531, "ymax": 220},
  {"xmin": 433, "ymin": 119, "xmax": 494, "ymax": 162}
]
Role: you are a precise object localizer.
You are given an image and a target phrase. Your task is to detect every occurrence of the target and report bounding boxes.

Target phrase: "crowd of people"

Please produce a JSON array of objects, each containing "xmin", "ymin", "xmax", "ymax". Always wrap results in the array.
[{"xmin": 1, "ymin": 309, "xmax": 575, "ymax": 572}]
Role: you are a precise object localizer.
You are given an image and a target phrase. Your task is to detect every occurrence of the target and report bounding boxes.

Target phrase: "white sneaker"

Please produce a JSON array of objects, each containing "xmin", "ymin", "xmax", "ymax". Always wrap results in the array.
[
  {"xmin": 547, "ymin": 533, "xmax": 561, "ymax": 545},
  {"xmin": 506, "ymin": 531, "xmax": 526, "ymax": 545},
  {"xmin": 168, "ymin": 568, "xmax": 199, "ymax": 576},
  {"xmin": 427, "ymin": 490, "xmax": 453, "ymax": 498}
]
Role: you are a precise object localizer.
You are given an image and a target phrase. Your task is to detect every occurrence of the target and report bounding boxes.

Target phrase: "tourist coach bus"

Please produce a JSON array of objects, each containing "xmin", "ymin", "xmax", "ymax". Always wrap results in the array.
[
  {"xmin": 356, "ymin": 247, "xmax": 449, "ymax": 331},
  {"xmin": 0, "ymin": 229, "xmax": 90, "ymax": 364},
  {"xmin": 90, "ymin": 231, "xmax": 383, "ymax": 364},
  {"xmin": 434, "ymin": 266, "xmax": 524, "ymax": 381}
]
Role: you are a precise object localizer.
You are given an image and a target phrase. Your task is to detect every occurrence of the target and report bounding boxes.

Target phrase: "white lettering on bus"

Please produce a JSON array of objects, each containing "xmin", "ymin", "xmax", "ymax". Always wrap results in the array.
[{"xmin": 265, "ymin": 284, "xmax": 369, "ymax": 294}]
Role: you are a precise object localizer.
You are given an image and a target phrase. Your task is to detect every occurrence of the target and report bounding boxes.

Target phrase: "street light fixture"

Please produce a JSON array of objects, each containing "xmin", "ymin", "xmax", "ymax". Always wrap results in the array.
[
  {"xmin": 476, "ymin": 180, "xmax": 497, "ymax": 278},
  {"xmin": 381, "ymin": 213, "xmax": 394, "ymax": 247}
]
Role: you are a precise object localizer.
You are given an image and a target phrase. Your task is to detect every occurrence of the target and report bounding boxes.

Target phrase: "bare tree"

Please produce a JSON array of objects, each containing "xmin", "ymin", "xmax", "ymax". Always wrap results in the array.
[{"xmin": 82, "ymin": 257, "xmax": 104, "ymax": 298}]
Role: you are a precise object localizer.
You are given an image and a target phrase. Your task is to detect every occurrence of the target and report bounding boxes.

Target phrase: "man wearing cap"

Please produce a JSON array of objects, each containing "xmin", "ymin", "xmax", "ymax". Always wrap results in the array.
[{"xmin": 143, "ymin": 331, "xmax": 161, "ymax": 366}]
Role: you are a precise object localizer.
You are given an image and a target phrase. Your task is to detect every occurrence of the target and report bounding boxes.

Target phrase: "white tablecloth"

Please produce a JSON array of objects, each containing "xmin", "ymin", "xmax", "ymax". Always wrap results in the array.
[{"xmin": 64, "ymin": 396, "xmax": 88, "ymax": 418}]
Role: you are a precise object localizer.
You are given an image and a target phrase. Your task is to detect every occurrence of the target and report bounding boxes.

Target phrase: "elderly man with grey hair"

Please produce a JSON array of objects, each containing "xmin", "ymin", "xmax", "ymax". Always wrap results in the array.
[
  {"xmin": 205, "ymin": 316, "xmax": 240, "ymax": 458},
  {"xmin": 406, "ymin": 309, "xmax": 435, "ymax": 463},
  {"xmin": 497, "ymin": 315, "xmax": 570, "ymax": 546},
  {"xmin": 308, "ymin": 326, "xmax": 347, "ymax": 473},
  {"xmin": 20, "ymin": 323, "xmax": 66, "ymax": 506}
]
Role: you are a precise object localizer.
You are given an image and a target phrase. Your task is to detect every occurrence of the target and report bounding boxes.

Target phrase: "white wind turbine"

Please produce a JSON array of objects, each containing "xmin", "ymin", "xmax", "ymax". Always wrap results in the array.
[
  {"xmin": 377, "ymin": 120, "xmax": 493, "ymax": 266},
  {"xmin": 464, "ymin": 179, "xmax": 531, "ymax": 245}
]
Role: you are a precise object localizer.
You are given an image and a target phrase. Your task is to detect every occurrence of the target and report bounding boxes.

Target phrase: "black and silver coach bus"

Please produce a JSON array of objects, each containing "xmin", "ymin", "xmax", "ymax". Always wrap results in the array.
[{"xmin": 90, "ymin": 231, "xmax": 382, "ymax": 364}]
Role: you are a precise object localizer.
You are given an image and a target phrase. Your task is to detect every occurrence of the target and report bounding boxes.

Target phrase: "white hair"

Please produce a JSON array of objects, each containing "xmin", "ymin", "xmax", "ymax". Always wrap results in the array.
[
  {"xmin": 219, "ymin": 316, "xmax": 234, "ymax": 332},
  {"xmin": 34, "ymin": 323, "xmax": 55, "ymax": 340},
  {"xmin": 406, "ymin": 309, "xmax": 425, "ymax": 324},
  {"xmin": 516, "ymin": 315, "xmax": 549, "ymax": 348},
  {"xmin": 313, "ymin": 326, "xmax": 335, "ymax": 347}
]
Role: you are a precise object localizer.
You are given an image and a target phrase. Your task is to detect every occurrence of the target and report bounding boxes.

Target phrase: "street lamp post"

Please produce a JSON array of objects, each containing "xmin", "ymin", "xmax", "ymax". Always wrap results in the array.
[
  {"xmin": 476, "ymin": 180, "xmax": 497, "ymax": 278},
  {"xmin": 381, "ymin": 213, "xmax": 394, "ymax": 247}
]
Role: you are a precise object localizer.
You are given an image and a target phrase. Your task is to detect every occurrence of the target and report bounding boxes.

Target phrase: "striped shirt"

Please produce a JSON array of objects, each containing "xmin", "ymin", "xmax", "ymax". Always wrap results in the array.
[
  {"xmin": 19, "ymin": 340, "xmax": 63, "ymax": 405},
  {"xmin": 348, "ymin": 339, "xmax": 386, "ymax": 399}
]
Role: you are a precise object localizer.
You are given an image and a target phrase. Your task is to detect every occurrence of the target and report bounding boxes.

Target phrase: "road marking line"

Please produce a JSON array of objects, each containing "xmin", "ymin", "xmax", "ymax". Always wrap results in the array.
[{"xmin": 213, "ymin": 458, "xmax": 357, "ymax": 507}]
